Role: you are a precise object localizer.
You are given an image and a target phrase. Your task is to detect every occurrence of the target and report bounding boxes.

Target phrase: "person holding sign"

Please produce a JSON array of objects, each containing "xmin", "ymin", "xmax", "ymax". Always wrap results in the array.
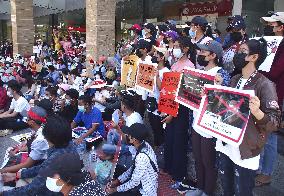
[
  {"xmin": 186, "ymin": 41, "xmax": 230, "ymax": 196},
  {"xmin": 163, "ymin": 37, "xmax": 195, "ymax": 189},
  {"xmin": 216, "ymin": 38, "xmax": 281, "ymax": 196},
  {"xmin": 256, "ymin": 12, "xmax": 284, "ymax": 187}
]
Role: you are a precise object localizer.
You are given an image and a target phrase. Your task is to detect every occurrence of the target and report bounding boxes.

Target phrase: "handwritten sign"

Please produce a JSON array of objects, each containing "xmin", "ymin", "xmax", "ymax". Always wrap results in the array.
[
  {"xmin": 158, "ymin": 72, "xmax": 181, "ymax": 117},
  {"xmin": 254, "ymin": 36, "xmax": 283, "ymax": 72},
  {"xmin": 135, "ymin": 63, "xmax": 157, "ymax": 93},
  {"xmin": 121, "ymin": 55, "xmax": 139, "ymax": 88},
  {"xmin": 194, "ymin": 84, "xmax": 254, "ymax": 146},
  {"xmin": 175, "ymin": 68, "xmax": 215, "ymax": 111}
]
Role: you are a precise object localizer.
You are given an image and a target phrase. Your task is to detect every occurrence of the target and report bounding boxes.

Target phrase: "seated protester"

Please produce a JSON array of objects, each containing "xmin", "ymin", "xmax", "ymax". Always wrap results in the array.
[
  {"xmin": 216, "ymin": 38, "xmax": 281, "ymax": 196},
  {"xmin": 35, "ymin": 99, "xmax": 54, "ymax": 117},
  {"xmin": 60, "ymin": 89, "xmax": 79, "ymax": 123},
  {"xmin": 94, "ymin": 85, "xmax": 126, "ymax": 121},
  {"xmin": 44, "ymin": 86, "xmax": 61, "ymax": 113},
  {"xmin": 45, "ymin": 65, "xmax": 60, "ymax": 85},
  {"xmin": 0, "ymin": 106, "xmax": 49, "ymax": 174},
  {"xmin": 0, "ymin": 79, "xmax": 8, "ymax": 113},
  {"xmin": 106, "ymin": 123, "xmax": 158, "ymax": 196},
  {"xmin": 40, "ymin": 153, "xmax": 106, "ymax": 196},
  {"xmin": 89, "ymin": 143, "xmax": 116, "ymax": 186},
  {"xmin": 1, "ymin": 115, "xmax": 77, "ymax": 195},
  {"xmin": 71, "ymin": 95, "xmax": 105, "ymax": 143},
  {"xmin": 57, "ymin": 83, "xmax": 70, "ymax": 99},
  {"xmin": 0, "ymin": 80, "xmax": 30, "ymax": 136}
]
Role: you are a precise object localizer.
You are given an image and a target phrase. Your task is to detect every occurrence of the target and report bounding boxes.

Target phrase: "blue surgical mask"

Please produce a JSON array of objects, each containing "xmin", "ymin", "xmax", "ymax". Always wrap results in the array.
[
  {"xmin": 78, "ymin": 105, "xmax": 85, "ymax": 113},
  {"xmin": 188, "ymin": 29, "xmax": 197, "ymax": 39}
]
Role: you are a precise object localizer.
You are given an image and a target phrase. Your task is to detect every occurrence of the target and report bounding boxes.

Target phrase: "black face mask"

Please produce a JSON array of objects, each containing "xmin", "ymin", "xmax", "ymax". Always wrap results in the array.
[
  {"xmin": 163, "ymin": 38, "xmax": 169, "ymax": 44},
  {"xmin": 197, "ymin": 55, "xmax": 209, "ymax": 67},
  {"xmin": 230, "ymin": 32, "xmax": 243, "ymax": 43},
  {"xmin": 151, "ymin": 56, "xmax": 158, "ymax": 64},
  {"xmin": 263, "ymin": 25, "xmax": 275, "ymax": 36},
  {"xmin": 233, "ymin": 52, "xmax": 250, "ymax": 71},
  {"xmin": 136, "ymin": 49, "xmax": 143, "ymax": 58}
]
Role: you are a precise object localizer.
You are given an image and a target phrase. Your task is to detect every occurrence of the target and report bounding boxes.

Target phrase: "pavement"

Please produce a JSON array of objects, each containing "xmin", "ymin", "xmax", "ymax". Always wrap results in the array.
[{"xmin": 0, "ymin": 129, "xmax": 284, "ymax": 196}]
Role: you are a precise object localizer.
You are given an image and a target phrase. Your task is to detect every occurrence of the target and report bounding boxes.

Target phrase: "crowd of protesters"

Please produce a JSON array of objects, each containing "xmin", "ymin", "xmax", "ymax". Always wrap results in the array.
[{"xmin": 0, "ymin": 11, "xmax": 283, "ymax": 196}]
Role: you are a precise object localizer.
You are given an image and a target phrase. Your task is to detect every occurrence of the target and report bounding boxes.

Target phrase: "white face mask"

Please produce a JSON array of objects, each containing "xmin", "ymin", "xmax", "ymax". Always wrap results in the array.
[
  {"xmin": 57, "ymin": 89, "xmax": 61, "ymax": 95},
  {"xmin": 141, "ymin": 29, "xmax": 146, "ymax": 38},
  {"xmin": 7, "ymin": 91, "xmax": 13, "ymax": 98},
  {"xmin": 173, "ymin": 48, "xmax": 183, "ymax": 59},
  {"xmin": 65, "ymin": 99, "xmax": 71, "ymax": 105},
  {"xmin": 45, "ymin": 177, "xmax": 64, "ymax": 192}
]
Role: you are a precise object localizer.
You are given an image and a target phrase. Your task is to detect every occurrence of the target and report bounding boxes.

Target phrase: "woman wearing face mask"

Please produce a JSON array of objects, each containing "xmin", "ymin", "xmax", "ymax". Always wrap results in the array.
[
  {"xmin": 217, "ymin": 38, "xmax": 281, "ymax": 196},
  {"xmin": 164, "ymin": 30, "xmax": 179, "ymax": 66},
  {"xmin": 184, "ymin": 41, "xmax": 230, "ymax": 196},
  {"xmin": 44, "ymin": 86, "xmax": 61, "ymax": 114},
  {"xmin": 60, "ymin": 89, "xmax": 79, "ymax": 123},
  {"xmin": 162, "ymin": 37, "xmax": 195, "ymax": 189},
  {"xmin": 146, "ymin": 47, "xmax": 170, "ymax": 147},
  {"xmin": 188, "ymin": 16, "xmax": 213, "ymax": 69},
  {"xmin": 222, "ymin": 15, "xmax": 248, "ymax": 76}
]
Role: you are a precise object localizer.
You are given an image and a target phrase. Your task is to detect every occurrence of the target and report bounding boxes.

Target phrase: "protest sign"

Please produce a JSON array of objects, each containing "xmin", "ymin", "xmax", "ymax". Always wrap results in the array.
[
  {"xmin": 136, "ymin": 63, "xmax": 157, "ymax": 93},
  {"xmin": 121, "ymin": 55, "xmax": 139, "ymax": 88},
  {"xmin": 158, "ymin": 72, "xmax": 181, "ymax": 117},
  {"xmin": 253, "ymin": 36, "xmax": 283, "ymax": 72},
  {"xmin": 194, "ymin": 84, "xmax": 255, "ymax": 146},
  {"xmin": 175, "ymin": 68, "xmax": 215, "ymax": 111}
]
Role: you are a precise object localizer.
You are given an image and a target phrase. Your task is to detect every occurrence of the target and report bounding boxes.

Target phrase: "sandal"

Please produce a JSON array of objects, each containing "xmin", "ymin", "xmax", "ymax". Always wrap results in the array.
[{"xmin": 255, "ymin": 174, "xmax": 272, "ymax": 187}]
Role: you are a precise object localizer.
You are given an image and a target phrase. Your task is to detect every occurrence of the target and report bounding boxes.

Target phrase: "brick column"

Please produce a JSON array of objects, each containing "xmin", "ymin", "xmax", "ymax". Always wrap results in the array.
[
  {"xmin": 11, "ymin": 0, "xmax": 34, "ymax": 56},
  {"xmin": 86, "ymin": 0, "xmax": 116, "ymax": 61}
]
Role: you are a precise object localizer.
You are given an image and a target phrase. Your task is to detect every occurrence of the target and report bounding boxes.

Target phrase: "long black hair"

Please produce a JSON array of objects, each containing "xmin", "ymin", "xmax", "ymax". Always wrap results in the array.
[
  {"xmin": 178, "ymin": 36, "xmax": 197, "ymax": 66},
  {"xmin": 246, "ymin": 38, "xmax": 268, "ymax": 69}
]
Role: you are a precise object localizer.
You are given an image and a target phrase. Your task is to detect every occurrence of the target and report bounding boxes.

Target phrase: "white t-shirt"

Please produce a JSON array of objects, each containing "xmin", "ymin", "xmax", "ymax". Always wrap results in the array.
[
  {"xmin": 124, "ymin": 112, "xmax": 143, "ymax": 127},
  {"xmin": 147, "ymin": 67, "xmax": 170, "ymax": 116},
  {"xmin": 29, "ymin": 128, "xmax": 49, "ymax": 161},
  {"xmin": 216, "ymin": 77, "xmax": 260, "ymax": 170},
  {"xmin": 9, "ymin": 96, "xmax": 30, "ymax": 113},
  {"xmin": 193, "ymin": 66, "xmax": 221, "ymax": 138}
]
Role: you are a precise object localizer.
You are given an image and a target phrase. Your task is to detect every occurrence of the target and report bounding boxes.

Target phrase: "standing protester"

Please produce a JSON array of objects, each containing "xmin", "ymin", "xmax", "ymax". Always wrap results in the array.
[
  {"xmin": 223, "ymin": 15, "xmax": 248, "ymax": 76},
  {"xmin": 216, "ymin": 38, "xmax": 281, "ymax": 196},
  {"xmin": 186, "ymin": 41, "xmax": 230, "ymax": 196},
  {"xmin": 255, "ymin": 12, "xmax": 284, "ymax": 187},
  {"xmin": 163, "ymin": 36, "xmax": 194, "ymax": 189}
]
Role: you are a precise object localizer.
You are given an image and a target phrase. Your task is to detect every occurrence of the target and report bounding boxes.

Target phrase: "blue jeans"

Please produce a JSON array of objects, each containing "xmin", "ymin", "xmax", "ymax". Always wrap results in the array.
[
  {"xmin": 218, "ymin": 153, "xmax": 256, "ymax": 196},
  {"xmin": 258, "ymin": 132, "xmax": 278, "ymax": 175}
]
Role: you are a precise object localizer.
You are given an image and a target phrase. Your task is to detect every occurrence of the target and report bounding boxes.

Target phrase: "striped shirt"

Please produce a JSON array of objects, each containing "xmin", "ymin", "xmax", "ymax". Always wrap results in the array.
[{"xmin": 117, "ymin": 142, "xmax": 158, "ymax": 196}]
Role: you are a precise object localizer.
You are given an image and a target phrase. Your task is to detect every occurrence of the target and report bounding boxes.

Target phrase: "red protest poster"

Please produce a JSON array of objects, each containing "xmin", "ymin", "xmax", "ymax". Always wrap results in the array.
[
  {"xmin": 175, "ymin": 68, "xmax": 215, "ymax": 111},
  {"xmin": 158, "ymin": 72, "xmax": 181, "ymax": 117},
  {"xmin": 136, "ymin": 63, "xmax": 157, "ymax": 92},
  {"xmin": 194, "ymin": 84, "xmax": 255, "ymax": 147}
]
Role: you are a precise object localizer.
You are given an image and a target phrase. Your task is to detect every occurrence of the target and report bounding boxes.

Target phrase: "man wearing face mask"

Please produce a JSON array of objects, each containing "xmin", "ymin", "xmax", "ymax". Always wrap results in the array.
[
  {"xmin": 60, "ymin": 89, "xmax": 79, "ymax": 123},
  {"xmin": 223, "ymin": 15, "xmax": 248, "ymax": 76},
  {"xmin": 106, "ymin": 123, "xmax": 158, "ymax": 196},
  {"xmin": 0, "ymin": 80, "xmax": 30, "ymax": 136},
  {"xmin": 254, "ymin": 12, "xmax": 284, "ymax": 187},
  {"xmin": 39, "ymin": 153, "xmax": 106, "ymax": 196},
  {"xmin": 71, "ymin": 95, "xmax": 105, "ymax": 145}
]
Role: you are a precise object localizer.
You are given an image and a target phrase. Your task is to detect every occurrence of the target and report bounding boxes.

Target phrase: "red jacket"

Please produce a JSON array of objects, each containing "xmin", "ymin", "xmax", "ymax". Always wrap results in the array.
[
  {"xmin": 262, "ymin": 39, "xmax": 284, "ymax": 109},
  {"xmin": 0, "ymin": 87, "xmax": 8, "ymax": 110}
]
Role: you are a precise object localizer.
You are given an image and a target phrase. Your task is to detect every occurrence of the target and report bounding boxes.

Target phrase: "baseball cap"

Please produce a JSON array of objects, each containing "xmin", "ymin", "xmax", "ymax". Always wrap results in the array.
[
  {"xmin": 261, "ymin": 12, "xmax": 284, "ymax": 24},
  {"xmin": 39, "ymin": 153, "xmax": 84, "ymax": 186},
  {"xmin": 227, "ymin": 15, "xmax": 246, "ymax": 30},
  {"xmin": 191, "ymin": 16, "xmax": 208, "ymax": 26},
  {"xmin": 130, "ymin": 24, "xmax": 142, "ymax": 31},
  {"xmin": 36, "ymin": 99, "xmax": 53, "ymax": 114},
  {"xmin": 97, "ymin": 143, "xmax": 117, "ymax": 157},
  {"xmin": 196, "ymin": 40, "xmax": 224, "ymax": 59},
  {"xmin": 122, "ymin": 123, "xmax": 149, "ymax": 142}
]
